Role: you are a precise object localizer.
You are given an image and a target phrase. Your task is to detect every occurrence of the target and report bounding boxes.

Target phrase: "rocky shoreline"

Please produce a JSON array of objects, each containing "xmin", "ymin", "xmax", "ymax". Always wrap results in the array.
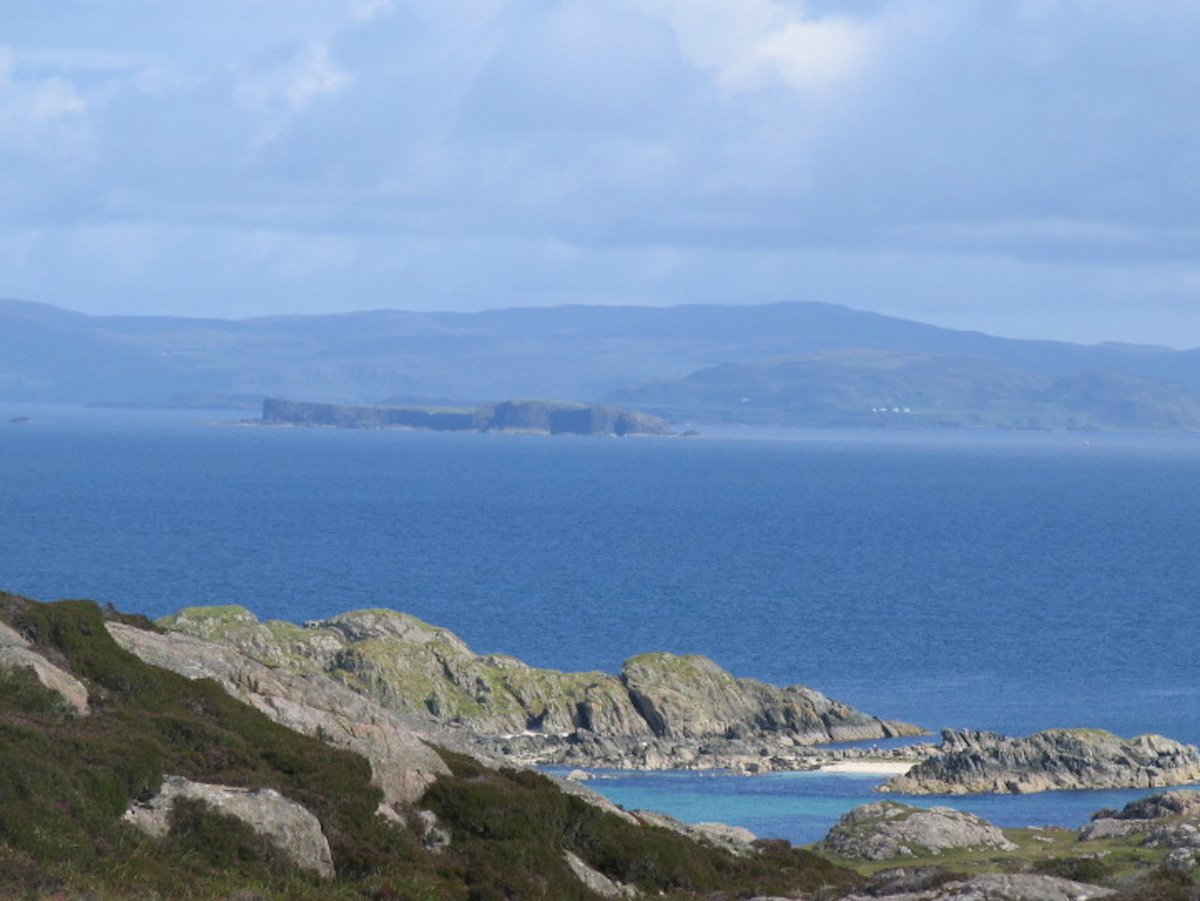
[
  {"xmin": 7, "ymin": 590, "xmax": 1200, "ymax": 899},
  {"xmin": 474, "ymin": 730, "xmax": 936, "ymax": 774},
  {"xmin": 882, "ymin": 729, "xmax": 1200, "ymax": 796},
  {"xmin": 160, "ymin": 604, "xmax": 925, "ymax": 773},
  {"xmin": 152, "ymin": 604, "xmax": 1200, "ymax": 798}
]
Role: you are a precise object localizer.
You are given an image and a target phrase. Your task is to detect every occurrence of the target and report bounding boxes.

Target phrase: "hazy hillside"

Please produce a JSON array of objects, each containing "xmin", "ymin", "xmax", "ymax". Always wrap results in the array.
[
  {"xmin": 4, "ymin": 297, "xmax": 1200, "ymax": 430},
  {"xmin": 605, "ymin": 351, "xmax": 1200, "ymax": 431}
]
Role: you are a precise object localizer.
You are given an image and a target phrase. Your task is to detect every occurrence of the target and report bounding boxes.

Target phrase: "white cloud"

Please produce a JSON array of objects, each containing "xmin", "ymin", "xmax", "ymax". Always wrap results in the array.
[
  {"xmin": 0, "ymin": 46, "xmax": 89, "ymax": 156},
  {"xmin": 744, "ymin": 18, "xmax": 873, "ymax": 90},
  {"xmin": 350, "ymin": 0, "xmax": 395, "ymax": 23},
  {"xmin": 235, "ymin": 44, "xmax": 353, "ymax": 112},
  {"xmin": 630, "ymin": 0, "xmax": 878, "ymax": 95},
  {"xmin": 2, "ymin": 0, "xmax": 1200, "ymax": 343}
]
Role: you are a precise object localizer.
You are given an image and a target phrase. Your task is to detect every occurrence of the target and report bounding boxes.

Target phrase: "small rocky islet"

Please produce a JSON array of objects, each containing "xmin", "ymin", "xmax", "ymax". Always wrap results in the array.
[{"xmin": 4, "ymin": 590, "xmax": 1200, "ymax": 899}]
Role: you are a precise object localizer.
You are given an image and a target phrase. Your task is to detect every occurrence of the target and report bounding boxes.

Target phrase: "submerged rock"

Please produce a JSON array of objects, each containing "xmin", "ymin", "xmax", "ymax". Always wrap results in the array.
[
  {"xmin": 881, "ymin": 729, "xmax": 1200, "ymax": 795},
  {"xmin": 821, "ymin": 801, "xmax": 1016, "ymax": 861}
]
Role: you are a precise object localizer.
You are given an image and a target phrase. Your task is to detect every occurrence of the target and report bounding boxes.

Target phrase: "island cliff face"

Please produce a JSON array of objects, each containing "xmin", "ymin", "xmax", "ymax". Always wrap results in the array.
[
  {"xmin": 159, "ymin": 605, "xmax": 921, "ymax": 769},
  {"xmin": 260, "ymin": 397, "xmax": 673, "ymax": 436}
]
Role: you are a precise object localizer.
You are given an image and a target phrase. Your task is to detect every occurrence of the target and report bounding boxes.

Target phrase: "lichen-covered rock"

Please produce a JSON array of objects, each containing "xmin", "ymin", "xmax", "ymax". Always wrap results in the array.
[
  {"xmin": 123, "ymin": 775, "xmax": 334, "ymax": 878},
  {"xmin": 160, "ymin": 605, "xmax": 646, "ymax": 736},
  {"xmin": 882, "ymin": 729, "xmax": 1200, "ymax": 795},
  {"xmin": 621, "ymin": 652, "xmax": 914, "ymax": 743},
  {"xmin": 158, "ymin": 606, "xmax": 920, "ymax": 756},
  {"xmin": 106, "ymin": 622, "xmax": 451, "ymax": 810},
  {"xmin": 821, "ymin": 802, "xmax": 1017, "ymax": 860},
  {"xmin": 108, "ymin": 621, "xmax": 650, "ymax": 826}
]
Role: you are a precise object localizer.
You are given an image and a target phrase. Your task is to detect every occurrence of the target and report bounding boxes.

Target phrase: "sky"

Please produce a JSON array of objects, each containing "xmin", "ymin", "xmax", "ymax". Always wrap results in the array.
[{"xmin": 1, "ymin": 0, "xmax": 1199, "ymax": 346}]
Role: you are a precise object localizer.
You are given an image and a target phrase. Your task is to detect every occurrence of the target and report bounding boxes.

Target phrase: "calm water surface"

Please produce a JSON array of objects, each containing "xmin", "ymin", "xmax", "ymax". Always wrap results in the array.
[{"xmin": 3, "ymin": 403, "xmax": 1198, "ymax": 842}]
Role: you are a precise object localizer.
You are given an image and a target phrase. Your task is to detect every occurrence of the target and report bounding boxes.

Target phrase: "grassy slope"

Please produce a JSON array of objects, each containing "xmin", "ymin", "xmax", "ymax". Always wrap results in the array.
[{"xmin": 0, "ymin": 592, "xmax": 858, "ymax": 900}]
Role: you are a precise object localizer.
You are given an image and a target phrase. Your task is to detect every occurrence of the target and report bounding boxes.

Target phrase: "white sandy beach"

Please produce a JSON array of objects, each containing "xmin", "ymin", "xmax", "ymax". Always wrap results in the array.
[{"xmin": 817, "ymin": 760, "xmax": 917, "ymax": 775}]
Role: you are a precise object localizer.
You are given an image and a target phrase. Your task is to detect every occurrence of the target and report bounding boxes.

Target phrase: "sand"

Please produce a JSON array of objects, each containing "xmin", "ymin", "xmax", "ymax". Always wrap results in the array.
[{"xmin": 817, "ymin": 760, "xmax": 917, "ymax": 775}]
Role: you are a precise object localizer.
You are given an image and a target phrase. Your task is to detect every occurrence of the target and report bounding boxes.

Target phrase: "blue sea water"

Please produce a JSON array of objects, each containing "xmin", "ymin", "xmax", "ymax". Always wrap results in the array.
[{"xmin": 2, "ymin": 403, "xmax": 1199, "ymax": 843}]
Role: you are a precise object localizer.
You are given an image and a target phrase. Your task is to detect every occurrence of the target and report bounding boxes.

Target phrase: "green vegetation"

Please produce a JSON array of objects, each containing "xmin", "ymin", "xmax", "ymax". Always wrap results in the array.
[
  {"xmin": 817, "ymin": 823, "xmax": 1186, "ymax": 896},
  {"xmin": 424, "ymin": 750, "xmax": 858, "ymax": 900}
]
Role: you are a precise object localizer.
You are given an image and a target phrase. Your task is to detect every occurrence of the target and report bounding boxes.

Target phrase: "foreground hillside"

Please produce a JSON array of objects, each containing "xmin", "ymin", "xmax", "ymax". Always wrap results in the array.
[
  {"xmin": 4, "ymin": 590, "xmax": 1200, "ymax": 899},
  {"xmin": 0, "ymin": 591, "xmax": 859, "ymax": 899}
]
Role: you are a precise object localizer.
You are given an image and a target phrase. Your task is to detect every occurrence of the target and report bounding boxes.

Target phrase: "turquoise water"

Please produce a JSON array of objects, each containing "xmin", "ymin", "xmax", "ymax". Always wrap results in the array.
[
  {"xmin": 3, "ymin": 403, "xmax": 1199, "ymax": 842},
  {"xmin": 551, "ymin": 768, "xmax": 1174, "ymax": 844}
]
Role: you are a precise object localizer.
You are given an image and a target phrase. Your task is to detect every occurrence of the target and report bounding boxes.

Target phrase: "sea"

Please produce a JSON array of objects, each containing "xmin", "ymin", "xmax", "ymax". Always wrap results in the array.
[{"xmin": 3, "ymin": 402, "xmax": 1199, "ymax": 844}]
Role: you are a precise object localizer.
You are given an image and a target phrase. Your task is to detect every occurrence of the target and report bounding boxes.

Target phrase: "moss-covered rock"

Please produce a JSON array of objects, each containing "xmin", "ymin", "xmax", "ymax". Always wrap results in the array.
[{"xmin": 161, "ymin": 606, "xmax": 920, "ymax": 751}]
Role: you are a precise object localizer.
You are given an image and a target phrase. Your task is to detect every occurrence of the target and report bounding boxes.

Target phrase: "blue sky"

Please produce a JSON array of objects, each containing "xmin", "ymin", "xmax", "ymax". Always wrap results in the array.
[{"xmin": 2, "ymin": 0, "xmax": 1198, "ymax": 345}]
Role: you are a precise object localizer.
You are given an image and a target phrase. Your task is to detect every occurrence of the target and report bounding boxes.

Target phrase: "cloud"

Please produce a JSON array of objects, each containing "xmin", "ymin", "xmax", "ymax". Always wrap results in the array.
[
  {"xmin": 234, "ymin": 43, "xmax": 353, "ymax": 112},
  {"xmin": 0, "ymin": 0, "xmax": 1199, "ymax": 344},
  {"xmin": 0, "ymin": 47, "xmax": 89, "ymax": 155},
  {"xmin": 632, "ymin": 0, "xmax": 880, "ymax": 95}
]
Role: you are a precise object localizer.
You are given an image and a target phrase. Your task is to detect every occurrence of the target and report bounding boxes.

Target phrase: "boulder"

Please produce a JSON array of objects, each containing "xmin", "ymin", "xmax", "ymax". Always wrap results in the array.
[
  {"xmin": 634, "ymin": 809, "xmax": 758, "ymax": 855},
  {"xmin": 882, "ymin": 729, "xmax": 1200, "ymax": 795},
  {"xmin": 123, "ymin": 775, "xmax": 334, "ymax": 879},
  {"xmin": 563, "ymin": 850, "xmax": 637, "ymax": 898},
  {"xmin": 821, "ymin": 801, "xmax": 1016, "ymax": 860},
  {"xmin": 0, "ymin": 641, "xmax": 90, "ymax": 715}
]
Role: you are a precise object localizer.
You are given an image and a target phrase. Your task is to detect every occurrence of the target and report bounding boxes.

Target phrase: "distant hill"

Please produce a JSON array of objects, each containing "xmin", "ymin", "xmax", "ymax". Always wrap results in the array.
[
  {"xmin": 4, "ymin": 297, "xmax": 1200, "ymax": 429},
  {"xmin": 604, "ymin": 351, "xmax": 1200, "ymax": 431}
]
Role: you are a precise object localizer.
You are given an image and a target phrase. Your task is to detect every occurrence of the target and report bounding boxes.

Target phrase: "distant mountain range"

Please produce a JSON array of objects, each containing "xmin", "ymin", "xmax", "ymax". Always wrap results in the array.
[{"xmin": 4, "ymin": 296, "xmax": 1200, "ymax": 430}]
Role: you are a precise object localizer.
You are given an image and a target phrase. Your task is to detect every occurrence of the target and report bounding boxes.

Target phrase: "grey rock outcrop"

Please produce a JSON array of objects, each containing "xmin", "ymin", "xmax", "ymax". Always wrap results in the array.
[
  {"xmin": 563, "ymin": 850, "xmax": 637, "ymax": 898},
  {"xmin": 1081, "ymin": 790, "xmax": 1200, "ymax": 848},
  {"xmin": 836, "ymin": 872, "xmax": 1113, "ymax": 900},
  {"xmin": 123, "ymin": 775, "xmax": 334, "ymax": 878},
  {"xmin": 1104, "ymin": 789, "xmax": 1200, "ymax": 821},
  {"xmin": 106, "ymin": 622, "xmax": 453, "ymax": 811},
  {"xmin": 882, "ymin": 729, "xmax": 1200, "ymax": 795},
  {"xmin": 622, "ymin": 652, "xmax": 912, "ymax": 744},
  {"xmin": 633, "ymin": 809, "xmax": 757, "ymax": 856},
  {"xmin": 157, "ymin": 606, "xmax": 920, "ymax": 770},
  {"xmin": 821, "ymin": 802, "xmax": 1016, "ymax": 861},
  {"xmin": 0, "ymin": 619, "xmax": 90, "ymax": 715}
]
